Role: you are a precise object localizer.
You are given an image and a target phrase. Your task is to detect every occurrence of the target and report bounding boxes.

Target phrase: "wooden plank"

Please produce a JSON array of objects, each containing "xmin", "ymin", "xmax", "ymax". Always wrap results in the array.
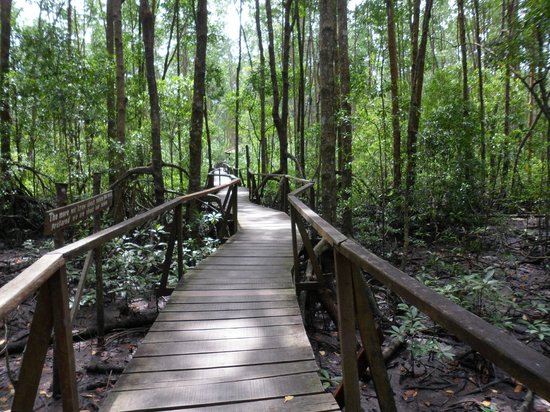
[
  {"xmin": 143, "ymin": 324, "xmax": 306, "ymax": 343},
  {"xmin": 134, "ymin": 333, "xmax": 310, "ymax": 357},
  {"xmin": 101, "ymin": 373, "xmax": 324, "ymax": 411},
  {"xmin": 178, "ymin": 282, "xmax": 293, "ymax": 291},
  {"xmin": 212, "ymin": 248, "xmax": 292, "ymax": 257},
  {"xmin": 163, "ymin": 301, "xmax": 299, "ymax": 311},
  {"xmin": 156, "ymin": 307, "xmax": 300, "ymax": 321},
  {"xmin": 163, "ymin": 299, "xmax": 298, "ymax": 313},
  {"xmin": 113, "ymin": 360, "xmax": 320, "ymax": 392},
  {"xmin": 125, "ymin": 346, "xmax": 314, "ymax": 373},
  {"xmin": 168, "ymin": 393, "xmax": 340, "ymax": 412},
  {"xmin": 167, "ymin": 293, "xmax": 296, "ymax": 303},
  {"xmin": 170, "ymin": 289, "xmax": 295, "ymax": 298},
  {"xmin": 196, "ymin": 256, "xmax": 293, "ymax": 266},
  {"xmin": 150, "ymin": 315, "xmax": 304, "ymax": 331},
  {"xmin": 186, "ymin": 268, "xmax": 289, "ymax": 275},
  {"xmin": 182, "ymin": 276, "xmax": 289, "ymax": 283}
]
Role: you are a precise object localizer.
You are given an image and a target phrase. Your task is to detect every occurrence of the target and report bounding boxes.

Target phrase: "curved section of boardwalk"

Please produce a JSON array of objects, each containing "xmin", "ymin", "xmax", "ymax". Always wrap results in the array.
[{"xmin": 101, "ymin": 189, "xmax": 339, "ymax": 411}]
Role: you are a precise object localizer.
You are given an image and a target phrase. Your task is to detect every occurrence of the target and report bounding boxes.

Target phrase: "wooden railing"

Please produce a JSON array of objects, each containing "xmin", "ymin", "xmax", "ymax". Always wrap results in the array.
[
  {"xmin": 248, "ymin": 171, "xmax": 314, "ymax": 211},
  {"xmin": 0, "ymin": 179, "xmax": 240, "ymax": 411},
  {"xmin": 288, "ymin": 182, "xmax": 550, "ymax": 411}
]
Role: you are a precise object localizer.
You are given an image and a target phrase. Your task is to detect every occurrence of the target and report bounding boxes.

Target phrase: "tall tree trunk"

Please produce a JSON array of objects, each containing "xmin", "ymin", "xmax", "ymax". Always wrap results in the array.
[
  {"xmin": 188, "ymin": 0, "xmax": 207, "ymax": 194},
  {"xmin": 402, "ymin": 0, "xmax": 434, "ymax": 268},
  {"xmin": 319, "ymin": 0, "xmax": 337, "ymax": 224},
  {"xmin": 386, "ymin": 0, "xmax": 401, "ymax": 191},
  {"xmin": 265, "ymin": 0, "xmax": 292, "ymax": 175},
  {"xmin": 457, "ymin": 0, "xmax": 469, "ymax": 107},
  {"xmin": 457, "ymin": 0, "xmax": 473, "ymax": 184},
  {"xmin": 235, "ymin": 0, "xmax": 242, "ymax": 172},
  {"xmin": 106, "ymin": 0, "xmax": 116, "ymax": 186},
  {"xmin": 111, "ymin": 0, "xmax": 126, "ymax": 221},
  {"xmin": 295, "ymin": 0, "xmax": 306, "ymax": 175},
  {"xmin": 500, "ymin": 0, "xmax": 515, "ymax": 196},
  {"xmin": 114, "ymin": 0, "xmax": 125, "ymax": 173},
  {"xmin": 473, "ymin": 0, "xmax": 486, "ymax": 186},
  {"xmin": 254, "ymin": 0, "xmax": 267, "ymax": 174},
  {"xmin": 338, "ymin": 0, "xmax": 352, "ymax": 235},
  {"xmin": 0, "ymin": 0, "xmax": 12, "ymax": 174},
  {"xmin": 141, "ymin": 0, "xmax": 164, "ymax": 205}
]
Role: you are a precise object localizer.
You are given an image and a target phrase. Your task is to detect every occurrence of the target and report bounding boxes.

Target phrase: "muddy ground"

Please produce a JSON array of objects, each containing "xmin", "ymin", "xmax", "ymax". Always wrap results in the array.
[{"xmin": 0, "ymin": 215, "xmax": 548, "ymax": 411}]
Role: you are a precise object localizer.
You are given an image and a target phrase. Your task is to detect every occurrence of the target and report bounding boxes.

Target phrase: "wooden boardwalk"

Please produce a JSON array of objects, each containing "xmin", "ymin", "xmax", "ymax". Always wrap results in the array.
[{"xmin": 101, "ymin": 189, "xmax": 339, "ymax": 411}]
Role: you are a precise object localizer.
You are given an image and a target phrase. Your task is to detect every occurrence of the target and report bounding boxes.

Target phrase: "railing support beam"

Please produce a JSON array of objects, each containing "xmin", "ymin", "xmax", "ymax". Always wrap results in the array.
[
  {"xmin": 352, "ymin": 267, "xmax": 397, "ymax": 411},
  {"xmin": 334, "ymin": 249, "xmax": 361, "ymax": 411}
]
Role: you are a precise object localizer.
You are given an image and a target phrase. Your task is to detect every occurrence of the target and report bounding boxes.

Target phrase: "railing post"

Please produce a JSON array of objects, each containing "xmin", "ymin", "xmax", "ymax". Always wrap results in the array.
[
  {"xmin": 12, "ymin": 266, "xmax": 79, "ymax": 411},
  {"xmin": 290, "ymin": 207, "xmax": 299, "ymax": 285},
  {"xmin": 352, "ymin": 268, "xmax": 397, "ymax": 411},
  {"xmin": 50, "ymin": 268, "xmax": 80, "ymax": 410},
  {"xmin": 334, "ymin": 249, "xmax": 361, "ymax": 411},
  {"xmin": 52, "ymin": 182, "xmax": 68, "ymax": 398},
  {"xmin": 93, "ymin": 173, "xmax": 105, "ymax": 346},
  {"xmin": 232, "ymin": 184, "xmax": 238, "ymax": 233},
  {"xmin": 175, "ymin": 204, "xmax": 184, "ymax": 279},
  {"xmin": 12, "ymin": 282, "xmax": 54, "ymax": 411}
]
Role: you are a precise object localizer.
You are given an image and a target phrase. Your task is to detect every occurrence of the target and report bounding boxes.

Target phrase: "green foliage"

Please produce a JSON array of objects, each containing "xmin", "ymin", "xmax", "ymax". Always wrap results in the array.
[
  {"xmin": 417, "ymin": 261, "xmax": 515, "ymax": 328},
  {"xmin": 521, "ymin": 319, "xmax": 550, "ymax": 342},
  {"xmin": 388, "ymin": 303, "xmax": 455, "ymax": 364},
  {"xmin": 318, "ymin": 369, "xmax": 342, "ymax": 390},
  {"xmin": 68, "ymin": 211, "xmax": 220, "ymax": 307}
]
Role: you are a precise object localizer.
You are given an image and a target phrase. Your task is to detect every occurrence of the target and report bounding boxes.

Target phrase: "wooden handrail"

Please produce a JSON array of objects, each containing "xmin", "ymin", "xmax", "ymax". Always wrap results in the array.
[
  {"xmin": 0, "ymin": 178, "xmax": 240, "ymax": 411},
  {"xmin": 288, "ymin": 183, "xmax": 550, "ymax": 407},
  {"xmin": 0, "ymin": 253, "xmax": 65, "ymax": 319}
]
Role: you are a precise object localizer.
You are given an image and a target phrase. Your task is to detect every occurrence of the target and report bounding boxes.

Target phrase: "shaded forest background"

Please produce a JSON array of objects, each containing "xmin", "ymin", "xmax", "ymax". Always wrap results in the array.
[{"xmin": 0, "ymin": 0, "xmax": 548, "ymax": 255}]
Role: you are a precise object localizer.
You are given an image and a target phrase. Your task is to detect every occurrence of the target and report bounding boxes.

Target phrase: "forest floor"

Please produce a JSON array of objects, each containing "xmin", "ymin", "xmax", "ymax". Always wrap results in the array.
[{"xmin": 0, "ymin": 215, "xmax": 548, "ymax": 411}]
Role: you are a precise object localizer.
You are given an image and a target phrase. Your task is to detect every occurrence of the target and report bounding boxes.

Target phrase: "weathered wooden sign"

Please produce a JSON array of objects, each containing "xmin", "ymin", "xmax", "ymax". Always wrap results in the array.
[{"xmin": 44, "ymin": 191, "xmax": 113, "ymax": 235}]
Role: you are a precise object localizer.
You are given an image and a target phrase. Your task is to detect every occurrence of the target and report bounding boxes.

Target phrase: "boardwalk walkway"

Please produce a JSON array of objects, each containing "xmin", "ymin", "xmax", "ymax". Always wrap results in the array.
[{"xmin": 101, "ymin": 189, "xmax": 339, "ymax": 411}]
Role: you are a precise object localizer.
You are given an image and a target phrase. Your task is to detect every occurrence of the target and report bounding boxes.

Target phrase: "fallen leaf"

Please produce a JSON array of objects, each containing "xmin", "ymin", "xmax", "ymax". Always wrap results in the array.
[
  {"xmin": 319, "ymin": 351, "xmax": 326, "ymax": 356},
  {"xmin": 481, "ymin": 400, "xmax": 492, "ymax": 407},
  {"xmin": 514, "ymin": 383, "xmax": 524, "ymax": 393},
  {"xmin": 445, "ymin": 389, "xmax": 455, "ymax": 396},
  {"xmin": 402, "ymin": 389, "xmax": 417, "ymax": 401},
  {"xmin": 284, "ymin": 395, "xmax": 294, "ymax": 403}
]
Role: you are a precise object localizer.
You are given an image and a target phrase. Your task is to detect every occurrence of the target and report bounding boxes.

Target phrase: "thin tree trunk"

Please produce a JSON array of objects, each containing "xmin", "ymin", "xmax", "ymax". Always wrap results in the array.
[
  {"xmin": 235, "ymin": 0, "xmax": 242, "ymax": 172},
  {"xmin": 386, "ymin": 0, "xmax": 401, "ymax": 191},
  {"xmin": 295, "ymin": 0, "xmax": 306, "ymax": 175},
  {"xmin": 0, "ymin": 0, "xmax": 12, "ymax": 173},
  {"xmin": 112, "ymin": 0, "xmax": 126, "ymax": 221},
  {"xmin": 141, "ymin": 0, "xmax": 164, "ymax": 205},
  {"xmin": 254, "ymin": 0, "xmax": 267, "ymax": 174},
  {"xmin": 265, "ymin": 0, "xmax": 292, "ymax": 175},
  {"xmin": 501, "ymin": 0, "xmax": 515, "ymax": 196},
  {"xmin": 473, "ymin": 0, "xmax": 486, "ymax": 186},
  {"xmin": 105, "ymin": 0, "xmax": 116, "ymax": 186},
  {"xmin": 188, "ymin": 0, "xmax": 207, "ymax": 194},
  {"xmin": 319, "ymin": 0, "xmax": 337, "ymax": 224},
  {"xmin": 458, "ymin": 0, "xmax": 473, "ymax": 184},
  {"xmin": 402, "ymin": 0, "xmax": 434, "ymax": 268},
  {"xmin": 338, "ymin": 0, "xmax": 352, "ymax": 235}
]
